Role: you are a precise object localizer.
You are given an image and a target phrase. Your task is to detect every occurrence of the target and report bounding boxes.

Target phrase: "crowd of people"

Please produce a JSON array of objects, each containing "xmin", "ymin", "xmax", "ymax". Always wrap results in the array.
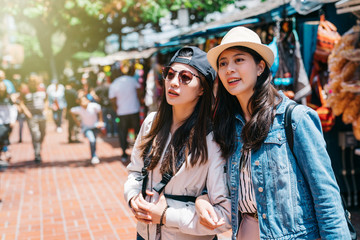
[{"xmin": 0, "ymin": 57, "xmax": 160, "ymax": 167}]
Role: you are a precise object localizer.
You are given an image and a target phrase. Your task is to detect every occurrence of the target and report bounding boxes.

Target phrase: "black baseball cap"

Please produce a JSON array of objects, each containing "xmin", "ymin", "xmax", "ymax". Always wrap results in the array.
[{"xmin": 169, "ymin": 46, "xmax": 216, "ymax": 84}]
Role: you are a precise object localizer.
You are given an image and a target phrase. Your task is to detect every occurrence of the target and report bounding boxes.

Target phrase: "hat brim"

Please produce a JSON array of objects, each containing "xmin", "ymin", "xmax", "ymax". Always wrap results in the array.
[{"xmin": 207, "ymin": 41, "xmax": 275, "ymax": 70}]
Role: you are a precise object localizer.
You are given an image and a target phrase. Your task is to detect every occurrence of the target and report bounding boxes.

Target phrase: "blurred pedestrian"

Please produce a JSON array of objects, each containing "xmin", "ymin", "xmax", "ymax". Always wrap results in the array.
[
  {"xmin": 124, "ymin": 46, "xmax": 231, "ymax": 240},
  {"xmin": 70, "ymin": 93, "xmax": 104, "ymax": 165},
  {"xmin": 11, "ymin": 74, "xmax": 25, "ymax": 143},
  {"xmin": 19, "ymin": 74, "xmax": 47, "ymax": 163},
  {"xmin": 0, "ymin": 82, "xmax": 17, "ymax": 164},
  {"xmin": 144, "ymin": 56, "xmax": 163, "ymax": 115},
  {"xmin": 64, "ymin": 76, "xmax": 80, "ymax": 143},
  {"xmin": 0, "ymin": 70, "xmax": 15, "ymax": 95},
  {"xmin": 93, "ymin": 74, "xmax": 118, "ymax": 138},
  {"xmin": 47, "ymin": 79, "xmax": 66, "ymax": 133},
  {"xmin": 109, "ymin": 61, "xmax": 141, "ymax": 162}
]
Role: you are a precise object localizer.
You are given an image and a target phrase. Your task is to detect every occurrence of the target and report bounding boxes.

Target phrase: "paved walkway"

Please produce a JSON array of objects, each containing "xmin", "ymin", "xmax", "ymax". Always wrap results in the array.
[{"xmin": 0, "ymin": 120, "xmax": 232, "ymax": 240}]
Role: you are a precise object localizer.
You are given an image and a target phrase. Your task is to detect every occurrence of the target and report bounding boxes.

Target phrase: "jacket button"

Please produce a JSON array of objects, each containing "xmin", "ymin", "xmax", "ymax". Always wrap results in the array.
[
  {"xmin": 262, "ymin": 213, "xmax": 266, "ymax": 219},
  {"xmin": 278, "ymin": 133, "xmax": 281, "ymax": 140},
  {"xmin": 255, "ymin": 160, "xmax": 260, "ymax": 166},
  {"xmin": 258, "ymin": 187, "xmax": 263, "ymax": 192}
]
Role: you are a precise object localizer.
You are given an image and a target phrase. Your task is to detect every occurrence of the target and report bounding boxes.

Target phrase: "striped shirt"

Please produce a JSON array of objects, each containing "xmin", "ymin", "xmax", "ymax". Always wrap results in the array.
[
  {"xmin": 238, "ymin": 150, "xmax": 257, "ymax": 214},
  {"xmin": 23, "ymin": 91, "xmax": 46, "ymax": 115}
]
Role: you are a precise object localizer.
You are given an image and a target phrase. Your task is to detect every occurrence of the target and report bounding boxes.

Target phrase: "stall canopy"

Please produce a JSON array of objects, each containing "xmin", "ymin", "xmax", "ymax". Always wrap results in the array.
[
  {"xmin": 336, "ymin": 0, "xmax": 360, "ymax": 17},
  {"xmin": 173, "ymin": 18, "xmax": 260, "ymax": 41},
  {"xmin": 156, "ymin": 0, "xmax": 297, "ymax": 48},
  {"xmin": 89, "ymin": 47, "xmax": 158, "ymax": 66}
]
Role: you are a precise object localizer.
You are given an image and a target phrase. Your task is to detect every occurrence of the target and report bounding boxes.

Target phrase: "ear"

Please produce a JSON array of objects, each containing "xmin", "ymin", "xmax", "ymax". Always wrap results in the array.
[
  {"xmin": 198, "ymin": 86, "xmax": 204, "ymax": 96},
  {"xmin": 257, "ymin": 60, "xmax": 266, "ymax": 76}
]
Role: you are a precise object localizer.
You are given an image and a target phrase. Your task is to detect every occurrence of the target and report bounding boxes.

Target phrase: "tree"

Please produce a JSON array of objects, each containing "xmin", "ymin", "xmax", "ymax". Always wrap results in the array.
[
  {"xmin": 103, "ymin": 0, "xmax": 236, "ymax": 48},
  {"xmin": 0, "ymin": 0, "xmax": 109, "ymax": 80},
  {"xmin": 0, "ymin": 0, "xmax": 236, "ymax": 80}
]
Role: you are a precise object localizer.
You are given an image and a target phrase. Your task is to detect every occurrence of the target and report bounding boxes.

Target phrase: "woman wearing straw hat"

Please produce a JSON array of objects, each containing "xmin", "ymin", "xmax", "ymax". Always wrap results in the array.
[
  {"xmin": 124, "ymin": 46, "xmax": 231, "ymax": 240},
  {"xmin": 195, "ymin": 27, "xmax": 350, "ymax": 239}
]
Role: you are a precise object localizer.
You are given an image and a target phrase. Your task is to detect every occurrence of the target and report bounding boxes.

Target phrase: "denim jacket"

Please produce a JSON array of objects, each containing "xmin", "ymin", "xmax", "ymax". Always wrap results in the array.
[{"xmin": 228, "ymin": 92, "xmax": 350, "ymax": 240}]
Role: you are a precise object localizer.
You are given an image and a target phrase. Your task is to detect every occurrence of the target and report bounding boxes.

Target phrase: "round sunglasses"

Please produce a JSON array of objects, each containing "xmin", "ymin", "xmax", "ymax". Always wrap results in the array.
[{"xmin": 162, "ymin": 66, "xmax": 200, "ymax": 85}]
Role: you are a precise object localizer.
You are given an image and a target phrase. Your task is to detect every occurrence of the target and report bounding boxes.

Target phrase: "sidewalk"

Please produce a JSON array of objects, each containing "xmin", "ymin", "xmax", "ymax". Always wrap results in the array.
[{"xmin": 0, "ymin": 120, "xmax": 232, "ymax": 240}]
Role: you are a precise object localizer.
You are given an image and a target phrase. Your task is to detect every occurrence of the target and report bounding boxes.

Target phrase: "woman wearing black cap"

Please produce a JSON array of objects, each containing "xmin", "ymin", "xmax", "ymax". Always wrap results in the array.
[{"xmin": 124, "ymin": 46, "xmax": 231, "ymax": 240}]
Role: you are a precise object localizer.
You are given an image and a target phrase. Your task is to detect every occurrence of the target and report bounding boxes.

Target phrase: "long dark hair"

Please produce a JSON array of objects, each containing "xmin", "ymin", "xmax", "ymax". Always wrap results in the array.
[
  {"xmin": 213, "ymin": 46, "xmax": 281, "ymax": 158},
  {"xmin": 138, "ymin": 48, "xmax": 213, "ymax": 174}
]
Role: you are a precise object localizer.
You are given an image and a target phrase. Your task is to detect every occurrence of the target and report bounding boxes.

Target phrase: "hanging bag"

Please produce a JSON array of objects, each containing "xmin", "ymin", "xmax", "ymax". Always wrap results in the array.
[
  {"xmin": 307, "ymin": 63, "xmax": 336, "ymax": 132},
  {"xmin": 313, "ymin": 14, "xmax": 341, "ymax": 63},
  {"xmin": 307, "ymin": 15, "xmax": 340, "ymax": 132}
]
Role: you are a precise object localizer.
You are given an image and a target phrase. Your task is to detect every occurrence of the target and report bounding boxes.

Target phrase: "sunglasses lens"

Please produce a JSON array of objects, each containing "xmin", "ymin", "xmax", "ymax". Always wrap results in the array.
[
  {"xmin": 163, "ymin": 67, "xmax": 176, "ymax": 80},
  {"xmin": 179, "ymin": 71, "xmax": 193, "ymax": 85}
]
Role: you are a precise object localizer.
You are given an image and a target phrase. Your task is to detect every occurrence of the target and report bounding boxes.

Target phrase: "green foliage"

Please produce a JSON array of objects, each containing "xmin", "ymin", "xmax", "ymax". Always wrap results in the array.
[
  {"xmin": 0, "ymin": 0, "xmax": 237, "ymax": 76},
  {"xmin": 15, "ymin": 32, "xmax": 43, "ymax": 58},
  {"xmin": 23, "ymin": 5, "xmax": 45, "ymax": 18},
  {"xmin": 0, "ymin": 0, "xmax": 109, "ymax": 75}
]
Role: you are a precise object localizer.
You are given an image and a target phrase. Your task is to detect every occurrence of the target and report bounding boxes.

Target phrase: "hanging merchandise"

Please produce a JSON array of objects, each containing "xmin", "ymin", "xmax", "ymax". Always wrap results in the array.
[
  {"xmin": 273, "ymin": 20, "xmax": 311, "ymax": 101},
  {"xmin": 307, "ymin": 14, "xmax": 341, "ymax": 132},
  {"xmin": 313, "ymin": 14, "xmax": 342, "ymax": 63},
  {"xmin": 268, "ymin": 37, "xmax": 279, "ymax": 78},
  {"xmin": 326, "ymin": 24, "xmax": 360, "ymax": 139}
]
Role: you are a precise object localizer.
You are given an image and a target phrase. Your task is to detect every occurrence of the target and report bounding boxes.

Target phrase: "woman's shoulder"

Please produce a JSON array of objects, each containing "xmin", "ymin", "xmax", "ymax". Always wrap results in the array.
[
  {"xmin": 141, "ymin": 112, "xmax": 157, "ymax": 133},
  {"xmin": 205, "ymin": 131, "xmax": 225, "ymax": 159},
  {"xmin": 277, "ymin": 97, "xmax": 320, "ymax": 131},
  {"xmin": 276, "ymin": 93, "xmax": 316, "ymax": 119},
  {"xmin": 286, "ymin": 102, "xmax": 318, "ymax": 123},
  {"xmin": 144, "ymin": 111, "xmax": 157, "ymax": 123}
]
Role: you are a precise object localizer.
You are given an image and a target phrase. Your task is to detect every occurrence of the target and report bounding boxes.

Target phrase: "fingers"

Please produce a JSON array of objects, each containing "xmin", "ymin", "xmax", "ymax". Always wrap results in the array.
[
  {"xmin": 137, "ymin": 194, "xmax": 151, "ymax": 212},
  {"xmin": 199, "ymin": 210, "xmax": 217, "ymax": 229},
  {"xmin": 130, "ymin": 194, "xmax": 152, "ymax": 222},
  {"xmin": 135, "ymin": 210, "xmax": 152, "ymax": 223},
  {"xmin": 199, "ymin": 215, "xmax": 224, "ymax": 230},
  {"xmin": 146, "ymin": 190, "xmax": 154, "ymax": 197},
  {"xmin": 207, "ymin": 206, "xmax": 219, "ymax": 223},
  {"xmin": 215, "ymin": 218, "xmax": 225, "ymax": 227},
  {"xmin": 195, "ymin": 197, "xmax": 223, "ymax": 230}
]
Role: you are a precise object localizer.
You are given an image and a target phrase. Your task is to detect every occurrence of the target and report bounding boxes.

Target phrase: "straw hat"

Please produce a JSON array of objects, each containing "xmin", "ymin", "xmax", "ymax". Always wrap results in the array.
[{"xmin": 207, "ymin": 26, "xmax": 275, "ymax": 70}]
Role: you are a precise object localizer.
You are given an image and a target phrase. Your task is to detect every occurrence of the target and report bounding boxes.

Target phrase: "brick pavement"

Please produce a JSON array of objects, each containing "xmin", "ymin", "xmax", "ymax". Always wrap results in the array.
[{"xmin": 0, "ymin": 120, "xmax": 232, "ymax": 240}]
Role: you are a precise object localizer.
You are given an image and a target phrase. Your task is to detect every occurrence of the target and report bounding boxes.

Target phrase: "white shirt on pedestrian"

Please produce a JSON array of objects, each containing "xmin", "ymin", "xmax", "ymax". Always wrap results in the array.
[
  {"xmin": 71, "ymin": 102, "xmax": 101, "ymax": 128},
  {"xmin": 108, "ymin": 75, "xmax": 141, "ymax": 116}
]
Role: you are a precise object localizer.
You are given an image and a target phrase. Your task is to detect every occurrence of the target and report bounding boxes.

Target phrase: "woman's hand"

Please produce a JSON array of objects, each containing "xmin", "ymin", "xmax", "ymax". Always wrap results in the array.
[
  {"xmin": 195, "ymin": 194, "xmax": 225, "ymax": 230},
  {"xmin": 146, "ymin": 192, "xmax": 168, "ymax": 225},
  {"xmin": 130, "ymin": 192, "xmax": 152, "ymax": 224}
]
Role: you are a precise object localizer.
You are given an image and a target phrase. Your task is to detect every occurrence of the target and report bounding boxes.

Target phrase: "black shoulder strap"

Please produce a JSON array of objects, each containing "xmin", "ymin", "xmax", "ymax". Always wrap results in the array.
[
  {"xmin": 135, "ymin": 147, "xmax": 152, "ymax": 198},
  {"xmin": 135, "ymin": 146, "xmax": 176, "ymax": 197},
  {"xmin": 285, "ymin": 102, "xmax": 298, "ymax": 157},
  {"xmin": 153, "ymin": 172, "xmax": 173, "ymax": 194},
  {"xmin": 284, "ymin": 102, "xmax": 357, "ymax": 240}
]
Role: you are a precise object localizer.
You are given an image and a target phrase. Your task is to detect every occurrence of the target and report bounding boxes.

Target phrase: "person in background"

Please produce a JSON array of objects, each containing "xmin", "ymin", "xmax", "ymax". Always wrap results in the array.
[
  {"xmin": 11, "ymin": 73, "xmax": 25, "ymax": 143},
  {"xmin": 124, "ymin": 46, "xmax": 231, "ymax": 240},
  {"xmin": 109, "ymin": 61, "xmax": 141, "ymax": 162},
  {"xmin": 47, "ymin": 78, "xmax": 66, "ymax": 133},
  {"xmin": 70, "ymin": 93, "xmax": 104, "ymax": 165},
  {"xmin": 64, "ymin": 76, "xmax": 81, "ymax": 143},
  {"xmin": 0, "ymin": 70, "xmax": 15, "ymax": 95},
  {"xmin": 144, "ymin": 55, "xmax": 163, "ymax": 115},
  {"xmin": 19, "ymin": 74, "xmax": 47, "ymax": 163},
  {"xmin": 0, "ymin": 82, "xmax": 17, "ymax": 165},
  {"xmin": 93, "ymin": 73, "xmax": 118, "ymax": 138},
  {"xmin": 195, "ymin": 26, "xmax": 350, "ymax": 239}
]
